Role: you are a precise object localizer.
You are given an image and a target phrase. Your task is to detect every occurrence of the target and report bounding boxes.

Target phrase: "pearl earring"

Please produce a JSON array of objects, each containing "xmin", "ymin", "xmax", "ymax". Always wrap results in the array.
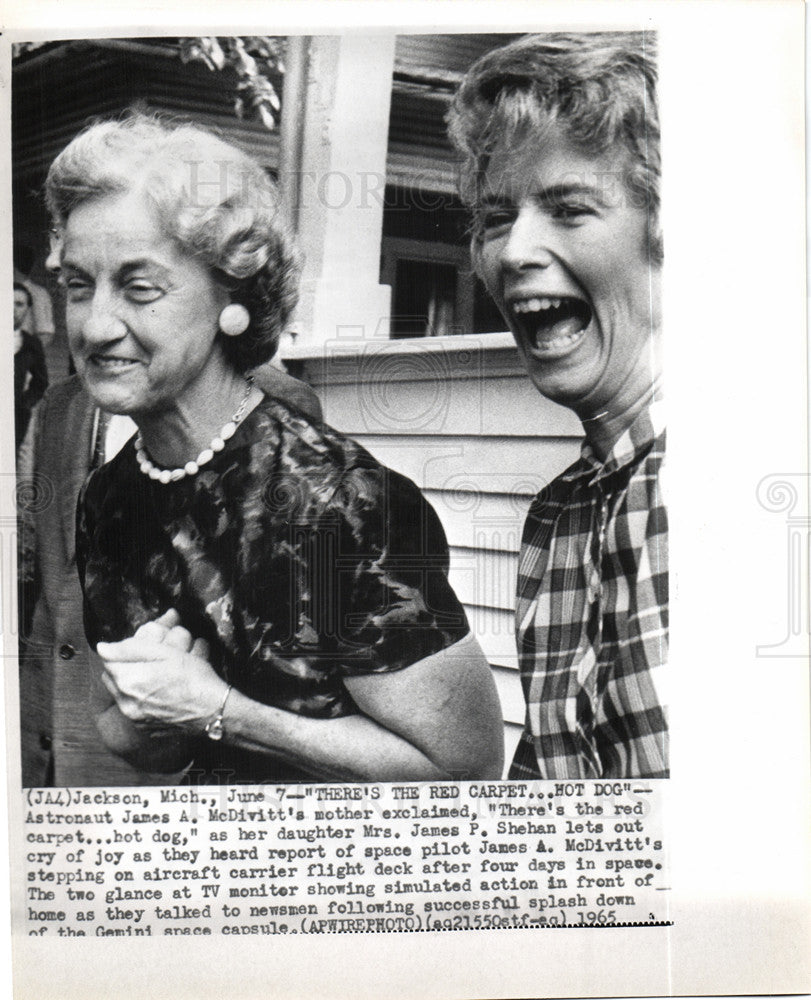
[{"xmin": 218, "ymin": 303, "xmax": 250, "ymax": 337}]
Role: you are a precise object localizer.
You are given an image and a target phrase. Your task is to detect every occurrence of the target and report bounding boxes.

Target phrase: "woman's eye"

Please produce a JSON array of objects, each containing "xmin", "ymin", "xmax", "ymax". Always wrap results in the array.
[
  {"xmin": 552, "ymin": 203, "xmax": 595, "ymax": 222},
  {"xmin": 480, "ymin": 209, "xmax": 516, "ymax": 233},
  {"xmin": 126, "ymin": 282, "xmax": 163, "ymax": 303},
  {"xmin": 63, "ymin": 279, "xmax": 92, "ymax": 302}
]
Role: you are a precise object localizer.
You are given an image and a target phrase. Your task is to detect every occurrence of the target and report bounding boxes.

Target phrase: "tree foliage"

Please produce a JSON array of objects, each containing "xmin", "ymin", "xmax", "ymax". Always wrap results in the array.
[{"xmin": 179, "ymin": 37, "xmax": 285, "ymax": 130}]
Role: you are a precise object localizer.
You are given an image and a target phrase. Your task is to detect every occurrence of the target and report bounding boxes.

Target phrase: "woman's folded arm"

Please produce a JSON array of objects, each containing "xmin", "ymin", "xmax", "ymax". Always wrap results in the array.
[{"xmin": 96, "ymin": 618, "xmax": 504, "ymax": 782}]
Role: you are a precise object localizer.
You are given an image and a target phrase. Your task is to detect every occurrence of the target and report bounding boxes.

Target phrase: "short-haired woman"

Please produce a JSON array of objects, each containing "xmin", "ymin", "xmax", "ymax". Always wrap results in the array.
[{"xmin": 47, "ymin": 115, "xmax": 503, "ymax": 784}]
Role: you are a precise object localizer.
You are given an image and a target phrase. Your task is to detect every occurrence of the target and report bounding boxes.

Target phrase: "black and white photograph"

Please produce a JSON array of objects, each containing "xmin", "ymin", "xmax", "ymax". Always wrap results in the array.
[
  {"xmin": 12, "ymin": 30, "xmax": 665, "ymax": 788},
  {"xmin": 0, "ymin": 2, "xmax": 808, "ymax": 999}
]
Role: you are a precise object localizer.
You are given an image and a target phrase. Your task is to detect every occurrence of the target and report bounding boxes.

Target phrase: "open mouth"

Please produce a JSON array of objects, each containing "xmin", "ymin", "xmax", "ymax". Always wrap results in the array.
[{"xmin": 510, "ymin": 296, "xmax": 592, "ymax": 355}]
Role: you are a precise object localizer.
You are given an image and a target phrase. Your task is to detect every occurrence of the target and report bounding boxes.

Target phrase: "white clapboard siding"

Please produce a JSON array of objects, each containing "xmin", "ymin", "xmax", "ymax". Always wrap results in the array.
[
  {"xmin": 461, "ymin": 605, "xmax": 520, "ymax": 670},
  {"xmin": 347, "ymin": 434, "xmax": 581, "ymax": 497},
  {"xmin": 447, "ymin": 546, "xmax": 518, "ymax": 612},
  {"xmin": 321, "ymin": 371, "xmax": 583, "ymax": 439},
  {"xmin": 492, "ymin": 664, "xmax": 526, "ymax": 726},
  {"xmin": 298, "ymin": 337, "xmax": 582, "ymax": 777},
  {"xmin": 427, "ymin": 489, "xmax": 534, "ymax": 541},
  {"xmin": 431, "ymin": 492, "xmax": 530, "ymax": 563}
]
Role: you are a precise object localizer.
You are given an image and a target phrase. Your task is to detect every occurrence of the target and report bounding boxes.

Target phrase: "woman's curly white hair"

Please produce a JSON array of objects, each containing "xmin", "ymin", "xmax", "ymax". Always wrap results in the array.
[{"xmin": 46, "ymin": 112, "xmax": 300, "ymax": 371}]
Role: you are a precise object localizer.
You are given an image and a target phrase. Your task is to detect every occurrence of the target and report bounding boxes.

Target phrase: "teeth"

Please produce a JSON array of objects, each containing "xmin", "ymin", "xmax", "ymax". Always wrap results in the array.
[
  {"xmin": 513, "ymin": 296, "xmax": 564, "ymax": 314},
  {"xmin": 95, "ymin": 357, "xmax": 136, "ymax": 367}
]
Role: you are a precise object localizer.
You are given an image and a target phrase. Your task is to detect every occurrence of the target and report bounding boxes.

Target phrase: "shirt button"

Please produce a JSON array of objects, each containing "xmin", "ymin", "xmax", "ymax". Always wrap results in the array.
[
  {"xmin": 59, "ymin": 644, "xmax": 77, "ymax": 660},
  {"xmin": 39, "ymin": 734, "xmax": 52, "ymax": 751}
]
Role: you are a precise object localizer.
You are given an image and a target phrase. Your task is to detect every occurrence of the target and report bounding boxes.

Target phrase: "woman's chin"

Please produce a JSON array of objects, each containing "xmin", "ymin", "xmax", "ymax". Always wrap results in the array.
[
  {"xmin": 85, "ymin": 385, "xmax": 141, "ymax": 416},
  {"xmin": 78, "ymin": 368, "xmax": 138, "ymax": 411}
]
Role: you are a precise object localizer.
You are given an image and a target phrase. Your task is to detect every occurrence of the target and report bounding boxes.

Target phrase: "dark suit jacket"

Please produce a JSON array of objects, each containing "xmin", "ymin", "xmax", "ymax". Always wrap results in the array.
[
  {"xmin": 19, "ymin": 367, "xmax": 322, "ymax": 787},
  {"xmin": 14, "ymin": 332, "xmax": 48, "ymax": 449}
]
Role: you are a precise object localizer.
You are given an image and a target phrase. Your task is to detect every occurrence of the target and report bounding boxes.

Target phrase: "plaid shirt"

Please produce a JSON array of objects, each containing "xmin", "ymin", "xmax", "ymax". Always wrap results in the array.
[{"xmin": 509, "ymin": 399, "xmax": 668, "ymax": 780}]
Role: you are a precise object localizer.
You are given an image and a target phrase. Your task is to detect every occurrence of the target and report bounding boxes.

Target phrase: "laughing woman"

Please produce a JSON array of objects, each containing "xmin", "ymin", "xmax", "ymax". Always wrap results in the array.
[{"xmin": 47, "ymin": 115, "xmax": 503, "ymax": 784}]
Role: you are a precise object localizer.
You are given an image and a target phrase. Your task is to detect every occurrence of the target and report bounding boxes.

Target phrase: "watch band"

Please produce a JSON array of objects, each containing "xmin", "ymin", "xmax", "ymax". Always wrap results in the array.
[{"xmin": 204, "ymin": 685, "xmax": 233, "ymax": 742}]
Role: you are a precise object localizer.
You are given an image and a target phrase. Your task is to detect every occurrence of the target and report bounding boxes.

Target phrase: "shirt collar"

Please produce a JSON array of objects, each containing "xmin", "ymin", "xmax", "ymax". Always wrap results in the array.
[{"xmin": 571, "ymin": 395, "xmax": 665, "ymax": 484}]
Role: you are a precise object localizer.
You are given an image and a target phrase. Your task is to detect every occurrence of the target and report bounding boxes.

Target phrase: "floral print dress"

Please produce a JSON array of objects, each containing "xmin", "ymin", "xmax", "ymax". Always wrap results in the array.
[{"xmin": 76, "ymin": 395, "xmax": 469, "ymax": 782}]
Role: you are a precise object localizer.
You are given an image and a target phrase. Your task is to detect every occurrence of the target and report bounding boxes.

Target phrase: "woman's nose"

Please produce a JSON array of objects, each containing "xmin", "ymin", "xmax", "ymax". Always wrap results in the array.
[
  {"xmin": 500, "ymin": 205, "xmax": 554, "ymax": 272},
  {"xmin": 82, "ymin": 293, "xmax": 126, "ymax": 343}
]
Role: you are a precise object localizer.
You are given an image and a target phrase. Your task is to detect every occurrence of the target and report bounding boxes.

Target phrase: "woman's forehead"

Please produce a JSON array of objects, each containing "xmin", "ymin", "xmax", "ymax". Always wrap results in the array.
[
  {"xmin": 62, "ymin": 190, "xmax": 171, "ymax": 259},
  {"xmin": 59, "ymin": 191, "xmax": 187, "ymax": 267},
  {"xmin": 480, "ymin": 126, "xmax": 631, "ymax": 204}
]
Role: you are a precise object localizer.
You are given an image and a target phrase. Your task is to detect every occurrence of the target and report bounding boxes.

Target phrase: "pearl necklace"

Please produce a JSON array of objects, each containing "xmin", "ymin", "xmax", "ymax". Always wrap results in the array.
[{"xmin": 135, "ymin": 376, "xmax": 254, "ymax": 484}]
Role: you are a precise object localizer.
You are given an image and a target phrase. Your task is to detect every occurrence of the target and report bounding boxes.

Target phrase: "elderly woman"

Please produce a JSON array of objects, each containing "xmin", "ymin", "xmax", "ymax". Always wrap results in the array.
[{"xmin": 47, "ymin": 115, "xmax": 503, "ymax": 784}]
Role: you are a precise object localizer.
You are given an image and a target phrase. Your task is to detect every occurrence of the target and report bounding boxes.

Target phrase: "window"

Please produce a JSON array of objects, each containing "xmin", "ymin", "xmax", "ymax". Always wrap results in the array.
[{"xmin": 381, "ymin": 186, "xmax": 507, "ymax": 338}]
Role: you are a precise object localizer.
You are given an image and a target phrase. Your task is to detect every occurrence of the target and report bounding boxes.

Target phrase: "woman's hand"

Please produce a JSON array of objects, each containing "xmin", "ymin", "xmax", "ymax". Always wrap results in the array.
[{"xmin": 97, "ymin": 609, "xmax": 229, "ymax": 735}]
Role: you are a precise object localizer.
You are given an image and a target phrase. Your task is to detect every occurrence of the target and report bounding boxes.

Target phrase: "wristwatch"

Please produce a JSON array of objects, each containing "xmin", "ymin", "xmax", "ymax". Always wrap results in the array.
[{"xmin": 204, "ymin": 685, "xmax": 233, "ymax": 742}]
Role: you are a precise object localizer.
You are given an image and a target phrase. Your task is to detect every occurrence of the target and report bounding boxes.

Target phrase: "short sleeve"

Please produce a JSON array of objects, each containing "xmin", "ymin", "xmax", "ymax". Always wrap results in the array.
[{"xmin": 323, "ymin": 465, "xmax": 470, "ymax": 676}]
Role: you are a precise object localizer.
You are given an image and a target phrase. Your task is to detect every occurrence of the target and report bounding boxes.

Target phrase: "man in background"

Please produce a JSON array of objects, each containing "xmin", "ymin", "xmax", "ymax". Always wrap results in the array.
[
  {"xmin": 13, "ymin": 282, "xmax": 48, "ymax": 451},
  {"xmin": 14, "ymin": 243, "xmax": 55, "ymax": 346}
]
